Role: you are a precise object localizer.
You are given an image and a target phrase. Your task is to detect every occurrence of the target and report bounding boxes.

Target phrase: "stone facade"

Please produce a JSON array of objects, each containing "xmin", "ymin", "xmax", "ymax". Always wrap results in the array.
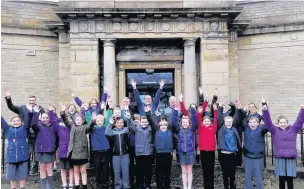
[{"xmin": 1, "ymin": 0, "xmax": 304, "ymax": 123}]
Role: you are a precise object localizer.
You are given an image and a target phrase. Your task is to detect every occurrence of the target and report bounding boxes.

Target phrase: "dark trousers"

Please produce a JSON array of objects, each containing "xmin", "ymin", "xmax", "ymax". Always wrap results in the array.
[
  {"xmin": 173, "ymin": 134, "xmax": 179, "ymax": 161},
  {"xmin": 279, "ymin": 176, "xmax": 294, "ymax": 189},
  {"xmin": 89, "ymin": 135, "xmax": 94, "ymax": 166},
  {"xmin": 220, "ymin": 153, "xmax": 237, "ymax": 189},
  {"xmin": 28, "ymin": 138, "xmax": 38, "ymax": 173},
  {"xmin": 156, "ymin": 153, "xmax": 172, "ymax": 189},
  {"xmin": 93, "ymin": 150, "xmax": 110, "ymax": 187},
  {"xmin": 136, "ymin": 155, "xmax": 153, "ymax": 188},
  {"xmin": 200, "ymin": 151, "xmax": 215, "ymax": 189},
  {"xmin": 128, "ymin": 146, "xmax": 136, "ymax": 184}
]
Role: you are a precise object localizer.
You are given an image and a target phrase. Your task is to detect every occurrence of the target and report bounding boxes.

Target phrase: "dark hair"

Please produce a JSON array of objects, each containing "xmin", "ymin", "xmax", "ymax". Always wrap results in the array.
[
  {"xmin": 89, "ymin": 98, "xmax": 98, "ymax": 106},
  {"xmin": 28, "ymin": 95, "xmax": 36, "ymax": 99},
  {"xmin": 114, "ymin": 117, "xmax": 124, "ymax": 125},
  {"xmin": 277, "ymin": 115, "xmax": 288, "ymax": 124},
  {"xmin": 140, "ymin": 116, "xmax": 148, "ymax": 120}
]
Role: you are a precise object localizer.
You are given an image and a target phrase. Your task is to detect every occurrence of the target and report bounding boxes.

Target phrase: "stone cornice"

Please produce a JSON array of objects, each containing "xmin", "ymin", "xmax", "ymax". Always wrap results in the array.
[
  {"xmin": 241, "ymin": 23, "xmax": 304, "ymax": 36},
  {"xmin": 1, "ymin": 26, "xmax": 57, "ymax": 37}
]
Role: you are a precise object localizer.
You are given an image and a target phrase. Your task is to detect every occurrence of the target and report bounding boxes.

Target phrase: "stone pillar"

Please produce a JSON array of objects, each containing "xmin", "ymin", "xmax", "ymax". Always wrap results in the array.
[
  {"xmin": 103, "ymin": 39, "xmax": 117, "ymax": 105},
  {"xmin": 70, "ymin": 39, "xmax": 99, "ymax": 103},
  {"xmin": 183, "ymin": 38, "xmax": 197, "ymax": 107},
  {"xmin": 200, "ymin": 38, "xmax": 229, "ymax": 104}
]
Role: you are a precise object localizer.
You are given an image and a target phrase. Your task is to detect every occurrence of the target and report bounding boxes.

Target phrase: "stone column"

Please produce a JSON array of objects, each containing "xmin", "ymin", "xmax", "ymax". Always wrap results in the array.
[
  {"xmin": 103, "ymin": 39, "xmax": 117, "ymax": 106},
  {"xmin": 183, "ymin": 38, "xmax": 197, "ymax": 107}
]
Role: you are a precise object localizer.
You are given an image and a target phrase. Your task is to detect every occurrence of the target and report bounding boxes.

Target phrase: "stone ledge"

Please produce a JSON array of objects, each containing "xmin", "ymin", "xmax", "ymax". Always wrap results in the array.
[
  {"xmin": 1, "ymin": 27, "xmax": 57, "ymax": 37},
  {"xmin": 241, "ymin": 23, "xmax": 304, "ymax": 36}
]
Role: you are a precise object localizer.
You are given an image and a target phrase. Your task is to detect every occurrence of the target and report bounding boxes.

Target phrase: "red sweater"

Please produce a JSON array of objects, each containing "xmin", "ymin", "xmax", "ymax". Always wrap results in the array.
[{"xmin": 197, "ymin": 110, "xmax": 218, "ymax": 151}]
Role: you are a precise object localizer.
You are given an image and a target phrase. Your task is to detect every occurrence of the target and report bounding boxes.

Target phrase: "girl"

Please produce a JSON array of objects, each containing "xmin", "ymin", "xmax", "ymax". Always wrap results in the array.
[
  {"xmin": 67, "ymin": 104, "xmax": 79, "ymax": 124},
  {"xmin": 217, "ymin": 102, "xmax": 241, "ymax": 189},
  {"xmin": 172, "ymin": 102, "xmax": 198, "ymax": 189},
  {"xmin": 86, "ymin": 114, "xmax": 111, "ymax": 189},
  {"xmin": 235, "ymin": 101, "xmax": 268, "ymax": 189},
  {"xmin": 31, "ymin": 108, "xmax": 57, "ymax": 189},
  {"xmin": 127, "ymin": 107, "xmax": 155, "ymax": 189},
  {"xmin": 48, "ymin": 105, "xmax": 74, "ymax": 189},
  {"xmin": 147, "ymin": 110, "xmax": 173, "ymax": 189},
  {"xmin": 262, "ymin": 99, "xmax": 304, "ymax": 189},
  {"xmin": 105, "ymin": 116, "xmax": 131, "ymax": 189},
  {"xmin": 1, "ymin": 113, "xmax": 32, "ymax": 189},
  {"xmin": 64, "ymin": 111, "xmax": 89, "ymax": 189}
]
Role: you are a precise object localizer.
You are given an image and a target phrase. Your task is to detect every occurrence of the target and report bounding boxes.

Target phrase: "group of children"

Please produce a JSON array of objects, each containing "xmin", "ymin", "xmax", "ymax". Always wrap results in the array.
[{"xmin": 2, "ymin": 80, "xmax": 304, "ymax": 189}]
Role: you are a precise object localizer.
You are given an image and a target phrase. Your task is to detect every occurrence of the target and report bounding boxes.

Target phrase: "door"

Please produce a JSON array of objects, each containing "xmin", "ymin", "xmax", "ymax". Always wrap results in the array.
[{"xmin": 125, "ymin": 69, "xmax": 174, "ymax": 114}]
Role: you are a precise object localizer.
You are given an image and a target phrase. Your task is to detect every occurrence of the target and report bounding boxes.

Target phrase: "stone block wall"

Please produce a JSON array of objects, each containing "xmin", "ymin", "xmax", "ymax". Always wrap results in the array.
[{"xmin": 238, "ymin": 31, "xmax": 304, "ymax": 122}]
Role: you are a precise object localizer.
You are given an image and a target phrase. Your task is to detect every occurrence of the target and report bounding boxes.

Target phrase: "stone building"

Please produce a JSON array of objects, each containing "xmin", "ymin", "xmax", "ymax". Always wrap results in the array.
[{"xmin": 1, "ymin": 0, "xmax": 304, "ymax": 122}]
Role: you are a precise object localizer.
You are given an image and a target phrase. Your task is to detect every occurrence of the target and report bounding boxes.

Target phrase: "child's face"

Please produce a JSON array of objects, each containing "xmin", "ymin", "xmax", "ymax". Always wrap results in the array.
[
  {"xmin": 115, "ymin": 119, "xmax": 124, "ymax": 128},
  {"xmin": 41, "ymin": 113, "xmax": 50, "ymax": 124},
  {"xmin": 12, "ymin": 117, "xmax": 22, "ymax": 127},
  {"xmin": 68, "ymin": 105, "xmax": 76, "ymax": 114},
  {"xmin": 96, "ymin": 117, "xmax": 104, "ymax": 126},
  {"xmin": 181, "ymin": 117, "xmax": 190, "ymax": 129},
  {"xmin": 83, "ymin": 103, "xmax": 89, "ymax": 110},
  {"xmin": 113, "ymin": 109, "xmax": 121, "ymax": 117},
  {"xmin": 249, "ymin": 119, "xmax": 259, "ymax": 130},
  {"xmin": 203, "ymin": 118, "xmax": 211, "ymax": 127},
  {"xmin": 75, "ymin": 116, "xmax": 83, "ymax": 126},
  {"xmin": 278, "ymin": 119, "xmax": 288, "ymax": 129},
  {"xmin": 159, "ymin": 121, "xmax": 168, "ymax": 131},
  {"xmin": 140, "ymin": 118, "xmax": 149, "ymax": 128},
  {"xmin": 90, "ymin": 100, "xmax": 98, "ymax": 109},
  {"xmin": 224, "ymin": 118, "xmax": 233, "ymax": 128}
]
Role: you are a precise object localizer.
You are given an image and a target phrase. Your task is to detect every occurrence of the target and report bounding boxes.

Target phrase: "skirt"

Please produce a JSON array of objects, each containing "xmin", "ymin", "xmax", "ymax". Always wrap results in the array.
[
  {"xmin": 71, "ymin": 159, "xmax": 88, "ymax": 166},
  {"xmin": 179, "ymin": 153, "xmax": 195, "ymax": 165},
  {"xmin": 35, "ymin": 152, "xmax": 56, "ymax": 163},
  {"xmin": 274, "ymin": 157, "xmax": 296, "ymax": 177},
  {"xmin": 59, "ymin": 158, "xmax": 72, "ymax": 170},
  {"xmin": 6, "ymin": 161, "xmax": 28, "ymax": 180}
]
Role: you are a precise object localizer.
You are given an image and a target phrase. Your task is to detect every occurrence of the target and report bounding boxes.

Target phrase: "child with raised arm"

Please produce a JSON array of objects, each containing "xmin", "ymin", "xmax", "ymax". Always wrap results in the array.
[
  {"xmin": 217, "ymin": 100, "xmax": 242, "ymax": 189},
  {"xmin": 234, "ymin": 101, "xmax": 268, "ymax": 189},
  {"xmin": 64, "ymin": 111, "xmax": 89, "ymax": 189},
  {"xmin": 172, "ymin": 101, "xmax": 198, "ymax": 189},
  {"xmin": 262, "ymin": 99, "xmax": 304, "ymax": 189},
  {"xmin": 127, "ymin": 106, "xmax": 156, "ymax": 189},
  {"xmin": 85, "ymin": 104, "xmax": 111, "ymax": 189},
  {"xmin": 105, "ymin": 116, "xmax": 131, "ymax": 189},
  {"xmin": 1, "ymin": 113, "xmax": 33, "ymax": 189},
  {"xmin": 30, "ymin": 106, "xmax": 58, "ymax": 189}
]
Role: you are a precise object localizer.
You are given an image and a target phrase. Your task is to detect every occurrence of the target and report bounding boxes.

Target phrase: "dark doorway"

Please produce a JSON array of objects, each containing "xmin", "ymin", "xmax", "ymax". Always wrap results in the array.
[{"xmin": 126, "ymin": 69, "xmax": 174, "ymax": 114}]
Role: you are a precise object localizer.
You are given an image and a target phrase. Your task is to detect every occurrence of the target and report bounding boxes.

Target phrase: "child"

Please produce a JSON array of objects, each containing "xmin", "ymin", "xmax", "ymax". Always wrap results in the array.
[
  {"xmin": 262, "ymin": 99, "xmax": 304, "ymax": 189},
  {"xmin": 48, "ymin": 105, "xmax": 74, "ymax": 189},
  {"xmin": 105, "ymin": 116, "xmax": 131, "ymax": 189},
  {"xmin": 67, "ymin": 104, "xmax": 79, "ymax": 124},
  {"xmin": 86, "ymin": 114, "xmax": 110, "ymax": 188},
  {"xmin": 197, "ymin": 102, "xmax": 218, "ymax": 189},
  {"xmin": 127, "ymin": 107, "xmax": 155, "ymax": 189},
  {"xmin": 217, "ymin": 103, "xmax": 241, "ymax": 189},
  {"xmin": 172, "ymin": 103, "xmax": 198, "ymax": 189},
  {"xmin": 235, "ymin": 101, "xmax": 267, "ymax": 189},
  {"xmin": 147, "ymin": 110, "xmax": 173, "ymax": 189},
  {"xmin": 31, "ymin": 108, "xmax": 57, "ymax": 189},
  {"xmin": 1, "ymin": 113, "xmax": 32, "ymax": 189},
  {"xmin": 64, "ymin": 112, "xmax": 89, "ymax": 189}
]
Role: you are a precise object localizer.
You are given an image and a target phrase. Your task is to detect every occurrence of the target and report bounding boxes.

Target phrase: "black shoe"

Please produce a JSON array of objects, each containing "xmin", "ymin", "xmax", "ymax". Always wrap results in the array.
[{"xmin": 30, "ymin": 169, "xmax": 39, "ymax": 175}]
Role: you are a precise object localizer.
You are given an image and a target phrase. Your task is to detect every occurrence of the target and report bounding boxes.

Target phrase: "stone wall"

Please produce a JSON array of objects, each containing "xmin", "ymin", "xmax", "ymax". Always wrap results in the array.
[{"xmin": 238, "ymin": 31, "xmax": 304, "ymax": 122}]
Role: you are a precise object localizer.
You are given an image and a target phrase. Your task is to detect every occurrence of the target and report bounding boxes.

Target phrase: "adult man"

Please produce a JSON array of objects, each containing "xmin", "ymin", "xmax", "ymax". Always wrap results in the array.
[{"xmin": 5, "ymin": 91, "xmax": 45, "ymax": 175}]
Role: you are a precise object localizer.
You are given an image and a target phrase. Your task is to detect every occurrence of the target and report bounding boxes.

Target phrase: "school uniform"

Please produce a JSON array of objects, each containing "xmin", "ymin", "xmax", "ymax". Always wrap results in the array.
[
  {"xmin": 1, "ymin": 115, "xmax": 32, "ymax": 181},
  {"xmin": 263, "ymin": 109, "xmax": 304, "ymax": 189}
]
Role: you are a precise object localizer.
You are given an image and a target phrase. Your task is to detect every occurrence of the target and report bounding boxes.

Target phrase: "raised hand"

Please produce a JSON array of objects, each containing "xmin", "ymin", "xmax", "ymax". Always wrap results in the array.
[
  {"xmin": 301, "ymin": 104, "xmax": 304, "ymax": 109},
  {"xmin": 235, "ymin": 100, "xmax": 241, "ymax": 109},
  {"xmin": 71, "ymin": 92, "xmax": 76, "ymax": 98},
  {"xmin": 214, "ymin": 88, "xmax": 218, "ymax": 96},
  {"xmin": 103, "ymin": 86, "xmax": 109, "ymax": 93},
  {"xmin": 125, "ymin": 111, "xmax": 131, "ymax": 119},
  {"xmin": 130, "ymin": 79, "xmax": 137, "ymax": 89},
  {"xmin": 159, "ymin": 79, "xmax": 166, "ymax": 89},
  {"xmin": 5, "ymin": 91, "xmax": 11, "ymax": 97},
  {"xmin": 218, "ymin": 100, "xmax": 223, "ymax": 108},
  {"xmin": 213, "ymin": 103, "xmax": 218, "ymax": 110},
  {"xmin": 179, "ymin": 94, "xmax": 183, "ymax": 102},
  {"xmin": 155, "ymin": 111, "xmax": 161, "ymax": 117},
  {"xmin": 261, "ymin": 97, "xmax": 266, "ymax": 104},
  {"xmin": 198, "ymin": 86, "xmax": 203, "ymax": 95},
  {"xmin": 261, "ymin": 105, "xmax": 267, "ymax": 111},
  {"xmin": 61, "ymin": 104, "xmax": 67, "ymax": 112},
  {"xmin": 100, "ymin": 102, "xmax": 106, "ymax": 110},
  {"xmin": 32, "ymin": 105, "xmax": 40, "ymax": 112},
  {"xmin": 109, "ymin": 116, "xmax": 115, "ymax": 124},
  {"xmin": 144, "ymin": 105, "xmax": 152, "ymax": 113}
]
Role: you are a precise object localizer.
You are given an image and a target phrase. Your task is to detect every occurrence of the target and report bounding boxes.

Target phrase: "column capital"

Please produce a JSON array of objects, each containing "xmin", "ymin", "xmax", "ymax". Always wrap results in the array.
[
  {"xmin": 103, "ymin": 39, "xmax": 116, "ymax": 47},
  {"xmin": 183, "ymin": 38, "xmax": 197, "ymax": 47}
]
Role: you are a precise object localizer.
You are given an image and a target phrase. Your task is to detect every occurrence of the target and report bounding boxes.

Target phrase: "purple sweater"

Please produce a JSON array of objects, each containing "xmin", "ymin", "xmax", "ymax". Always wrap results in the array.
[
  {"xmin": 262, "ymin": 108, "xmax": 304, "ymax": 158},
  {"xmin": 73, "ymin": 92, "xmax": 108, "ymax": 115}
]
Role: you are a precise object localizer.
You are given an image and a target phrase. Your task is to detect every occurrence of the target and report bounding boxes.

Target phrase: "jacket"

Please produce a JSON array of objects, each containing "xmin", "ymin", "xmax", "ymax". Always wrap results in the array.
[
  {"xmin": 172, "ymin": 107, "xmax": 198, "ymax": 154},
  {"xmin": 1, "ymin": 114, "xmax": 32, "ymax": 163},
  {"xmin": 134, "ymin": 88, "xmax": 162, "ymax": 116},
  {"xmin": 217, "ymin": 126, "xmax": 241, "ymax": 152},
  {"xmin": 262, "ymin": 108, "xmax": 304, "ymax": 158},
  {"xmin": 86, "ymin": 121, "xmax": 110, "ymax": 151},
  {"xmin": 105, "ymin": 123, "xmax": 129, "ymax": 156},
  {"xmin": 31, "ymin": 112, "xmax": 57, "ymax": 153}
]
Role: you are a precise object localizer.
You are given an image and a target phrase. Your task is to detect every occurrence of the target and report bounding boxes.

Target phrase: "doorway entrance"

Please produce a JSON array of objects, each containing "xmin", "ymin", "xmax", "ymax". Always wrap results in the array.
[{"xmin": 125, "ymin": 69, "xmax": 174, "ymax": 114}]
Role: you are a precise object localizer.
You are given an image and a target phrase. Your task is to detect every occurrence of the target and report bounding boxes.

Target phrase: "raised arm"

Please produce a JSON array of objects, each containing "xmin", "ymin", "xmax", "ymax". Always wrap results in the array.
[
  {"xmin": 212, "ymin": 104, "xmax": 218, "ymax": 130},
  {"xmin": 1, "ymin": 116, "xmax": 9, "ymax": 133},
  {"xmin": 71, "ymin": 92, "xmax": 83, "ymax": 108},
  {"xmin": 152, "ymin": 79, "xmax": 165, "ymax": 112},
  {"xmin": 48, "ymin": 109, "xmax": 59, "ymax": 126},
  {"xmin": 105, "ymin": 117, "xmax": 114, "ymax": 136},
  {"xmin": 5, "ymin": 91, "xmax": 21, "ymax": 115},
  {"xmin": 190, "ymin": 107, "xmax": 198, "ymax": 132},
  {"xmin": 172, "ymin": 109, "xmax": 180, "ymax": 132},
  {"xmin": 105, "ymin": 109, "xmax": 113, "ymax": 127},
  {"xmin": 131, "ymin": 79, "xmax": 144, "ymax": 113},
  {"xmin": 127, "ymin": 118, "xmax": 137, "ymax": 133},
  {"xmin": 146, "ymin": 111, "xmax": 158, "ymax": 131},
  {"xmin": 60, "ymin": 110, "xmax": 72, "ymax": 128},
  {"xmin": 179, "ymin": 94, "xmax": 188, "ymax": 116},
  {"xmin": 262, "ymin": 106, "xmax": 276, "ymax": 134},
  {"xmin": 30, "ymin": 112, "xmax": 40, "ymax": 132},
  {"xmin": 292, "ymin": 106, "xmax": 304, "ymax": 133}
]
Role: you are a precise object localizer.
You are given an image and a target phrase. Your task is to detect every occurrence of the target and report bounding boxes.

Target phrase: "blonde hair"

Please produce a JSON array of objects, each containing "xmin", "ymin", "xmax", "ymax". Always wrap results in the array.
[{"xmin": 224, "ymin": 116, "xmax": 233, "ymax": 121}]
